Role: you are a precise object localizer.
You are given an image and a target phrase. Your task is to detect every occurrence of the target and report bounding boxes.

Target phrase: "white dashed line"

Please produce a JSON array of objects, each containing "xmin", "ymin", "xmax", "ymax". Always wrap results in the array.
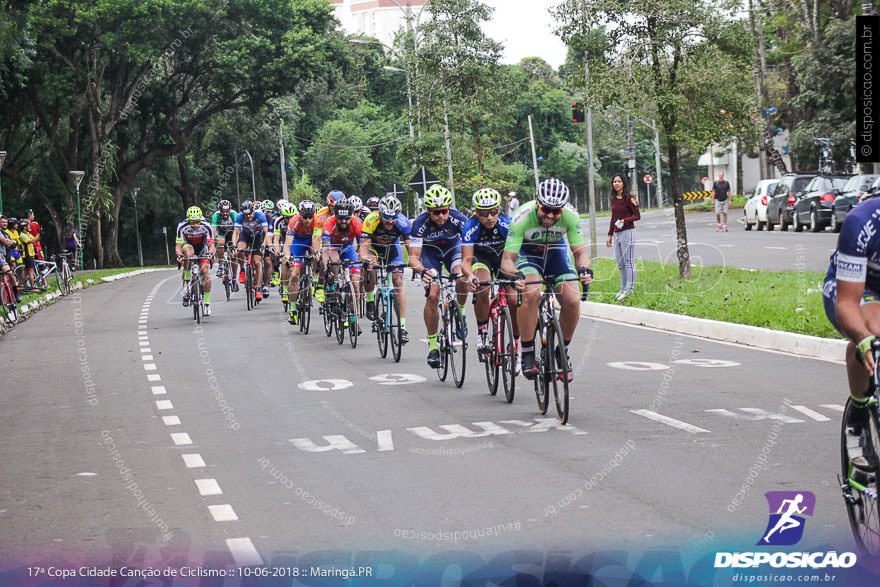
[
  {"xmin": 140, "ymin": 348, "xmax": 152, "ymax": 354},
  {"xmin": 147, "ymin": 374, "xmax": 161, "ymax": 382},
  {"xmin": 208, "ymin": 504, "xmax": 239, "ymax": 522},
  {"xmin": 170, "ymin": 433, "xmax": 193, "ymax": 446},
  {"xmin": 790, "ymin": 405, "xmax": 831, "ymax": 422},
  {"xmin": 142, "ymin": 355, "xmax": 154, "ymax": 361},
  {"xmin": 139, "ymin": 341, "xmax": 150, "ymax": 346},
  {"xmin": 182, "ymin": 454, "xmax": 206, "ymax": 468},
  {"xmin": 151, "ymin": 386, "xmax": 167, "ymax": 395},
  {"xmin": 226, "ymin": 538, "xmax": 264, "ymax": 566},
  {"xmin": 156, "ymin": 400, "xmax": 173, "ymax": 410},
  {"xmin": 631, "ymin": 409, "xmax": 710, "ymax": 434},
  {"xmin": 143, "ymin": 363, "xmax": 157, "ymax": 371},
  {"xmin": 819, "ymin": 404, "xmax": 846, "ymax": 412},
  {"xmin": 162, "ymin": 416, "xmax": 181, "ymax": 426},
  {"xmin": 764, "ymin": 246, "xmax": 787, "ymax": 250},
  {"xmin": 195, "ymin": 479, "xmax": 223, "ymax": 496}
]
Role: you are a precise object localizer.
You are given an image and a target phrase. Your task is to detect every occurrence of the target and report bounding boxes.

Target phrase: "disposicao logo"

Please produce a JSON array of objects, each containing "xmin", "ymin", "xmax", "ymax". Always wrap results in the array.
[{"xmin": 758, "ymin": 491, "xmax": 815, "ymax": 546}]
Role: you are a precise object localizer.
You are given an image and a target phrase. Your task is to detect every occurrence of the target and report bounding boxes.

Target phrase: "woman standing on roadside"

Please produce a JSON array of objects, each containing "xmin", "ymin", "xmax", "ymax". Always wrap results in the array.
[
  {"xmin": 62, "ymin": 222, "xmax": 80, "ymax": 270},
  {"xmin": 606, "ymin": 174, "xmax": 640, "ymax": 301}
]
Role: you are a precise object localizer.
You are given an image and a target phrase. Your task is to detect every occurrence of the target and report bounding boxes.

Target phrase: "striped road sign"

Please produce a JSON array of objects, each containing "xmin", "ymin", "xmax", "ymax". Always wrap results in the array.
[{"xmin": 683, "ymin": 191, "xmax": 712, "ymax": 201}]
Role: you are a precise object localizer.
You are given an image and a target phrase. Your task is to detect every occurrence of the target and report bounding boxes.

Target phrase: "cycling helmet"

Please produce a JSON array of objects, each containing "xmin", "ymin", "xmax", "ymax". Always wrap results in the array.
[
  {"xmin": 536, "ymin": 178, "xmax": 570, "ymax": 208},
  {"xmin": 240, "ymin": 201, "xmax": 254, "ymax": 213},
  {"xmin": 218, "ymin": 199, "xmax": 232, "ymax": 212},
  {"xmin": 472, "ymin": 187, "xmax": 501, "ymax": 210},
  {"xmin": 378, "ymin": 195, "xmax": 402, "ymax": 217},
  {"xmin": 334, "ymin": 199, "xmax": 353, "ymax": 219},
  {"xmin": 361, "ymin": 205, "xmax": 371, "ymax": 217},
  {"xmin": 186, "ymin": 206, "xmax": 203, "ymax": 221},
  {"xmin": 347, "ymin": 195, "xmax": 362, "ymax": 211},
  {"xmin": 298, "ymin": 200, "xmax": 316, "ymax": 218},
  {"xmin": 366, "ymin": 196, "xmax": 380, "ymax": 210},
  {"xmin": 261, "ymin": 199, "xmax": 275, "ymax": 213},
  {"xmin": 327, "ymin": 190, "xmax": 345, "ymax": 207},
  {"xmin": 278, "ymin": 201, "xmax": 296, "ymax": 217},
  {"xmin": 276, "ymin": 198, "xmax": 289, "ymax": 210},
  {"xmin": 424, "ymin": 184, "xmax": 454, "ymax": 208}
]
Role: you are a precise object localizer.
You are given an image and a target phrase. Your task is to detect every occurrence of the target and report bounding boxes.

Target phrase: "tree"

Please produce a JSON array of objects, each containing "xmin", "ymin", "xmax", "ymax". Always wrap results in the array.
[{"xmin": 553, "ymin": 0, "xmax": 755, "ymax": 278}]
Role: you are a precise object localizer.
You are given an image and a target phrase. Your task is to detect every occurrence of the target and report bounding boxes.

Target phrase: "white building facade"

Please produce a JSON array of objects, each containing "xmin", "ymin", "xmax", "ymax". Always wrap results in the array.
[
  {"xmin": 699, "ymin": 132, "xmax": 794, "ymax": 195},
  {"xmin": 330, "ymin": 0, "xmax": 429, "ymax": 48}
]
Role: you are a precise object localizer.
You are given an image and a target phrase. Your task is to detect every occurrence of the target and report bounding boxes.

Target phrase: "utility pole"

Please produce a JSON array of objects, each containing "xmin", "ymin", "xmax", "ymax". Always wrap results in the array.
[
  {"xmin": 749, "ymin": 0, "xmax": 768, "ymax": 179},
  {"xmin": 627, "ymin": 116, "xmax": 637, "ymax": 203},
  {"xmin": 442, "ymin": 98, "xmax": 454, "ymax": 197},
  {"xmin": 652, "ymin": 120, "xmax": 663, "ymax": 208},
  {"xmin": 585, "ymin": 60, "xmax": 597, "ymax": 259},
  {"xmin": 279, "ymin": 122, "xmax": 288, "ymax": 200},
  {"xmin": 528, "ymin": 115, "xmax": 540, "ymax": 194}
]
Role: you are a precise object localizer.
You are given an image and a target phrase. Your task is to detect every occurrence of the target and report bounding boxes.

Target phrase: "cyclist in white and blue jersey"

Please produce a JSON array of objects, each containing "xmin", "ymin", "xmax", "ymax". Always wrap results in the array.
[
  {"xmin": 824, "ymin": 198, "xmax": 880, "ymax": 432},
  {"xmin": 232, "ymin": 200, "xmax": 270, "ymax": 302}
]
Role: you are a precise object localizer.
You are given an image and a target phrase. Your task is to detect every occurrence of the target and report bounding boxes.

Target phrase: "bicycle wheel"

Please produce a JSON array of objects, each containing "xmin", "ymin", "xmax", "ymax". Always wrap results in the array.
[
  {"xmin": 192, "ymin": 279, "xmax": 201, "ymax": 323},
  {"xmin": 322, "ymin": 295, "xmax": 333, "ymax": 337},
  {"xmin": 347, "ymin": 284, "xmax": 358, "ymax": 349},
  {"xmin": 377, "ymin": 289, "xmax": 389, "ymax": 358},
  {"xmin": 60, "ymin": 261, "xmax": 72, "ymax": 295},
  {"xmin": 13, "ymin": 265, "xmax": 28, "ymax": 290},
  {"xmin": 548, "ymin": 317, "xmax": 570, "ymax": 424},
  {"xmin": 223, "ymin": 263, "xmax": 232, "ymax": 302},
  {"xmin": 390, "ymin": 291, "xmax": 402, "ymax": 363},
  {"xmin": 335, "ymin": 288, "xmax": 346, "ymax": 345},
  {"xmin": 245, "ymin": 264, "xmax": 254, "ymax": 311},
  {"xmin": 299, "ymin": 275, "xmax": 311, "ymax": 334},
  {"xmin": 499, "ymin": 305, "xmax": 516, "ymax": 404},
  {"xmin": 0, "ymin": 280, "xmax": 20, "ymax": 324},
  {"xmin": 485, "ymin": 309, "xmax": 499, "ymax": 396},
  {"xmin": 841, "ymin": 398, "xmax": 880, "ymax": 556},
  {"xmin": 436, "ymin": 310, "xmax": 450, "ymax": 382},
  {"xmin": 55, "ymin": 265, "xmax": 65, "ymax": 293},
  {"xmin": 533, "ymin": 319, "xmax": 549, "ymax": 415},
  {"xmin": 448, "ymin": 301, "xmax": 466, "ymax": 388}
]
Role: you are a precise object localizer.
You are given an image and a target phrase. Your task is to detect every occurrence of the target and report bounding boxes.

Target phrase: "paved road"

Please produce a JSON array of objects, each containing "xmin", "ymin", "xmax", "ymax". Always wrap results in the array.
[
  {"xmin": 582, "ymin": 210, "xmax": 838, "ymax": 273},
  {"xmin": 0, "ymin": 271, "xmax": 864, "ymax": 581}
]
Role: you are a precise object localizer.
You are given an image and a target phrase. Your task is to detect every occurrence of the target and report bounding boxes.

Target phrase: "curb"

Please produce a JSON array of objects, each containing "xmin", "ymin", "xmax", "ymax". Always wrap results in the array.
[
  {"xmin": 0, "ymin": 268, "xmax": 172, "ymax": 334},
  {"xmin": 580, "ymin": 301, "xmax": 846, "ymax": 363}
]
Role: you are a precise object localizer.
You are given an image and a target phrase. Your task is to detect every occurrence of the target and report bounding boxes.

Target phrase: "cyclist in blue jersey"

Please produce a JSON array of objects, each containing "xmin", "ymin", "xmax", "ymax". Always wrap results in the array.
[
  {"xmin": 461, "ymin": 188, "xmax": 519, "ymax": 367},
  {"xmin": 232, "ymin": 200, "xmax": 270, "ymax": 302},
  {"xmin": 824, "ymin": 198, "xmax": 880, "ymax": 435},
  {"xmin": 409, "ymin": 184, "xmax": 469, "ymax": 367},
  {"xmin": 260, "ymin": 199, "xmax": 278, "ymax": 296}
]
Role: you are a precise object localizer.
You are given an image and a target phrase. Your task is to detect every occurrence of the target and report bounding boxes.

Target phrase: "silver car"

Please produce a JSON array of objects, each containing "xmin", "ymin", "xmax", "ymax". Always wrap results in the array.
[{"xmin": 743, "ymin": 179, "xmax": 779, "ymax": 230}]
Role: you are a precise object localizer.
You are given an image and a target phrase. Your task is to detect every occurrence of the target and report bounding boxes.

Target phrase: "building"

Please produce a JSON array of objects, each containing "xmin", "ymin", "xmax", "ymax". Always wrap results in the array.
[
  {"xmin": 330, "ymin": 0, "xmax": 429, "ymax": 48},
  {"xmin": 699, "ymin": 132, "xmax": 794, "ymax": 196}
]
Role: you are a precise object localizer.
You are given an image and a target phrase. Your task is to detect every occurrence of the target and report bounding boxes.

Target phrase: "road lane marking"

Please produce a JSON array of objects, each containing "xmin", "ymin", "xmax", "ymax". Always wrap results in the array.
[
  {"xmin": 631, "ymin": 409, "xmax": 709, "ymax": 433},
  {"xmin": 290, "ymin": 435, "xmax": 367, "ymax": 454},
  {"xmin": 208, "ymin": 504, "xmax": 238, "ymax": 522},
  {"xmin": 142, "ymin": 355, "xmax": 154, "ymax": 361},
  {"xmin": 147, "ymin": 374, "xmax": 161, "ymax": 381},
  {"xmin": 608, "ymin": 361, "xmax": 669, "ymax": 371},
  {"xmin": 298, "ymin": 379, "xmax": 353, "ymax": 391},
  {"xmin": 790, "ymin": 405, "xmax": 831, "ymax": 422},
  {"xmin": 151, "ymin": 385, "xmax": 167, "ymax": 395},
  {"xmin": 156, "ymin": 400, "xmax": 173, "ymax": 410},
  {"xmin": 171, "ymin": 433, "xmax": 193, "ymax": 445},
  {"xmin": 226, "ymin": 538, "xmax": 264, "ymax": 566},
  {"xmin": 705, "ymin": 408, "xmax": 803, "ymax": 423},
  {"xmin": 672, "ymin": 359, "xmax": 740, "ymax": 368},
  {"xmin": 162, "ymin": 416, "xmax": 181, "ymax": 426},
  {"xmin": 369, "ymin": 373, "xmax": 427, "ymax": 385},
  {"xmin": 195, "ymin": 479, "xmax": 223, "ymax": 496},
  {"xmin": 819, "ymin": 404, "xmax": 845, "ymax": 412},
  {"xmin": 182, "ymin": 454, "xmax": 206, "ymax": 468},
  {"xmin": 765, "ymin": 246, "xmax": 787, "ymax": 250},
  {"xmin": 143, "ymin": 363, "xmax": 157, "ymax": 371},
  {"xmin": 140, "ymin": 348, "xmax": 152, "ymax": 354},
  {"xmin": 377, "ymin": 430, "xmax": 394, "ymax": 452}
]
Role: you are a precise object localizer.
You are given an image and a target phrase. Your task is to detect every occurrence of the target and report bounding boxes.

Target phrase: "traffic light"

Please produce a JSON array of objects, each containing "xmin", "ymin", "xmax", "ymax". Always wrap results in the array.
[{"xmin": 572, "ymin": 102, "xmax": 585, "ymax": 123}]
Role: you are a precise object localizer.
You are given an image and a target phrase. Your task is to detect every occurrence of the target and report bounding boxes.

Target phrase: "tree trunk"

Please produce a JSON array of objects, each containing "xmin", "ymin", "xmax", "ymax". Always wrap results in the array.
[
  {"xmin": 667, "ymin": 142, "xmax": 691, "ymax": 279},
  {"xmin": 471, "ymin": 117, "xmax": 484, "ymax": 178}
]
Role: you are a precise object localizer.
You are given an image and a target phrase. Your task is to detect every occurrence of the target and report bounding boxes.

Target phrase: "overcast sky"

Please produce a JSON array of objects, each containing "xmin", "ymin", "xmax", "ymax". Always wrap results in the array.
[{"xmin": 481, "ymin": 0, "xmax": 568, "ymax": 69}]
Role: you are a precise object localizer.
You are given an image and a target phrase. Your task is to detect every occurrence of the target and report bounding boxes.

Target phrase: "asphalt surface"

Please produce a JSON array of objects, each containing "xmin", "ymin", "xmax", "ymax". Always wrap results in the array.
[
  {"xmin": 582, "ymin": 209, "xmax": 838, "ymax": 273},
  {"xmin": 0, "ymin": 270, "xmax": 860, "ymax": 579}
]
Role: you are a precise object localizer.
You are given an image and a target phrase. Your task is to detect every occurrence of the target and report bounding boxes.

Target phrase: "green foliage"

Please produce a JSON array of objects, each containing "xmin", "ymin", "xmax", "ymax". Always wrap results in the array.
[{"xmin": 290, "ymin": 170, "xmax": 320, "ymax": 203}]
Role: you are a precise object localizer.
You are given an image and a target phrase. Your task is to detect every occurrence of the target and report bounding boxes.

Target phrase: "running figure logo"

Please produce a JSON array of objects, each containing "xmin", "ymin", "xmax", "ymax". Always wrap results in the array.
[{"xmin": 757, "ymin": 491, "xmax": 816, "ymax": 546}]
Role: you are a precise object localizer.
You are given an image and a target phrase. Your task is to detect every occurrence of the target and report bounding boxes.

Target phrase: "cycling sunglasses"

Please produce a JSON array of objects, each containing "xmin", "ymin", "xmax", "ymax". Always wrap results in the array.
[
  {"xmin": 429, "ymin": 208, "xmax": 450, "ymax": 216},
  {"xmin": 540, "ymin": 205, "xmax": 563, "ymax": 216},
  {"xmin": 477, "ymin": 208, "xmax": 500, "ymax": 218},
  {"xmin": 380, "ymin": 213, "xmax": 397, "ymax": 221}
]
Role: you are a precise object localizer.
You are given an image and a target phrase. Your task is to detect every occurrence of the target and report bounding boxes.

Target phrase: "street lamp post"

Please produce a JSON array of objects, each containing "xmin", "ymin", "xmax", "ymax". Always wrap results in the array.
[
  {"xmin": 69, "ymin": 170, "xmax": 85, "ymax": 270},
  {"xmin": 0, "ymin": 151, "xmax": 6, "ymax": 216},
  {"xmin": 243, "ymin": 150, "xmax": 257, "ymax": 203},
  {"xmin": 132, "ymin": 188, "xmax": 143, "ymax": 267}
]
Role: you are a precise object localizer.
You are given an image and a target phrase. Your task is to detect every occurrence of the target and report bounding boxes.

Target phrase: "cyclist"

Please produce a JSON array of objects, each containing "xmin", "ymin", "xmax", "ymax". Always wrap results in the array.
[
  {"xmin": 272, "ymin": 201, "xmax": 297, "ymax": 308},
  {"xmin": 16, "ymin": 219, "xmax": 37, "ymax": 289},
  {"xmin": 175, "ymin": 206, "xmax": 216, "ymax": 315},
  {"xmin": 359, "ymin": 194, "xmax": 412, "ymax": 343},
  {"xmin": 231, "ymin": 200, "xmax": 269, "ymax": 302},
  {"xmin": 25, "ymin": 210, "xmax": 44, "ymax": 260},
  {"xmin": 366, "ymin": 196, "xmax": 381, "ymax": 213},
  {"xmin": 461, "ymin": 188, "xmax": 519, "ymax": 369},
  {"xmin": 409, "ymin": 184, "xmax": 469, "ymax": 368},
  {"xmin": 348, "ymin": 196, "xmax": 364, "ymax": 220},
  {"xmin": 260, "ymin": 199, "xmax": 278, "ymax": 296},
  {"xmin": 0, "ymin": 216, "xmax": 22, "ymax": 303},
  {"xmin": 824, "ymin": 197, "xmax": 880, "ymax": 440},
  {"xmin": 211, "ymin": 199, "xmax": 238, "ymax": 286},
  {"xmin": 312, "ymin": 190, "xmax": 345, "ymax": 303},
  {"xmin": 283, "ymin": 200, "xmax": 318, "ymax": 325},
  {"xmin": 500, "ymin": 178, "xmax": 593, "ymax": 381},
  {"xmin": 319, "ymin": 199, "xmax": 363, "ymax": 320}
]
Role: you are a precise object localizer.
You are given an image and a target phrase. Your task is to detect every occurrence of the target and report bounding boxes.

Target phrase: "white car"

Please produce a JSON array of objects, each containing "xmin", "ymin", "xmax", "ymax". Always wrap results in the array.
[{"xmin": 743, "ymin": 179, "xmax": 780, "ymax": 231}]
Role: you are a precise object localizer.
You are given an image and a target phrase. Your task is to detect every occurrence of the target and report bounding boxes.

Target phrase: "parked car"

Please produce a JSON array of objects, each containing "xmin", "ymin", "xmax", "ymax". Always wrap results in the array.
[
  {"xmin": 830, "ymin": 174, "xmax": 879, "ymax": 232},
  {"xmin": 858, "ymin": 175, "xmax": 880, "ymax": 205},
  {"xmin": 792, "ymin": 174, "xmax": 852, "ymax": 232},
  {"xmin": 743, "ymin": 179, "xmax": 779, "ymax": 230},
  {"xmin": 766, "ymin": 173, "xmax": 816, "ymax": 231}
]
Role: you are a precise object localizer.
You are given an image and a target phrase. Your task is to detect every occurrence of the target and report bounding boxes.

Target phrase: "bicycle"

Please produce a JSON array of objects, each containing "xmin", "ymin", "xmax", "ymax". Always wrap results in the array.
[
  {"xmin": 841, "ymin": 339, "xmax": 880, "ymax": 556},
  {"xmin": 370, "ymin": 262, "xmax": 406, "ymax": 362},
  {"xmin": 216, "ymin": 247, "xmax": 234, "ymax": 302},
  {"xmin": 326, "ymin": 260, "xmax": 359, "ymax": 348},
  {"xmin": 54, "ymin": 252, "xmax": 74, "ymax": 296},
  {"xmin": 844, "ymin": 139, "xmax": 858, "ymax": 175},
  {"xmin": 14, "ymin": 252, "xmax": 73, "ymax": 295},
  {"xmin": 179, "ymin": 255, "xmax": 212, "ymax": 323},
  {"xmin": 238, "ymin": 248, "xmax": 260, "ymax": 311},
  {"xmin": 0, "ymin": 268, "xmax": 21, "ymax": 324},
  {"xmin": 292, "ymin": 253, "xmax": 315, "ymax": 334},
  {"xmin": 814, "ymin": 137, "xmax": 834, "ymax": 174},
  {"xmin": 475, "ymin": 279, "xmax": 520, "ymax": 403},
  {"xmin": 527, "ymin": 274, "xmax": 590, "ymax": 425},
  {"xmin": 426, "ymin": 272, "xmax": 467, "ymax": 388}
]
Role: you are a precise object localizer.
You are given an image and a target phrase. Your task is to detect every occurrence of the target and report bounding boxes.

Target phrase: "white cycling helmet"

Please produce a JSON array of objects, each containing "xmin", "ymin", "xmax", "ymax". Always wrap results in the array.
[
  {"xmin": 378, "ymin": 195, "xmax": 402, "ymax": 217},
  {"xmin": 536, "ymin": 178, "xmax": 570, "ymax": 208}
]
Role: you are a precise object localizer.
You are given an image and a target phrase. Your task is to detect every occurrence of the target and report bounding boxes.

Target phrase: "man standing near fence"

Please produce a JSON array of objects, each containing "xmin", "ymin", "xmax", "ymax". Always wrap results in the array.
[{"xmin": 713, "ymin": 172, "xmax": 731, "ymax": 232}]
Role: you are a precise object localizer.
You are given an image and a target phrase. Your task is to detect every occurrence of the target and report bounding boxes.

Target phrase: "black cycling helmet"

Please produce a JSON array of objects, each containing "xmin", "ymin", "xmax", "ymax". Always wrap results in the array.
[
  {"xmin": 218, "ymin": 199, "xmax": 232, "ymax": 212},
  {"xmin": 240, "ymin": 200, "xmax": 254, "ymax": 213},
  {"xmin": 366, "ymin": 196, "xmax": 380, "ymax": 210},
  {"xmin": 334, "ymin": 199, "xmax": 353, "ymax": 220}
]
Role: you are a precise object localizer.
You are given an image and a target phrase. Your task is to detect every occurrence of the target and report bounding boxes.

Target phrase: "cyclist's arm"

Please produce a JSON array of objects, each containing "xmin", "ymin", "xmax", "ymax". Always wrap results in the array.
[
  {"xmin": 231, "ymin": 226, "xmax": 241, "ymax": 248},
  {"xmin": 836, "ymin": 280, "xmax": 873, "ymax": 346},
  {"xmin": 408, "ymin": 244, "xmax": 424, "ymax": 274},
  {"xmin": 500, "ymin": 250, "xmax": 519, "ymax": 279},
  {"xmin": 501, "ymin": 218, "xmax": 524, "ymax": 278},
  {"xmin": 358, "ymin": 234, "xmax": 372, "ymax": 262},
  {"xmin": 460, "ymin": 244, "xmax": 475, "ymax": 280},
  {"xmin": 283, "ymin": 232, "xmax": 294, "ymax": 261}
]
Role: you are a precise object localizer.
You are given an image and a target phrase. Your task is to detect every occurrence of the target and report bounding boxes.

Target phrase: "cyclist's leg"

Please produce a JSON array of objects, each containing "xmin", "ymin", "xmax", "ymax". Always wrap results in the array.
[
  {"xmin": 472, "ymin": 263, "xmax": 492, "ymax": 323},
  {"xmin": 252, "ymin": 232, "xmax": 265, "ymax": 289},
  {"xmin": 340, "ymin": 245, "xmax": 360, "ymax": 301},
  {"xmin": 215, "ymin": 236, "xmax": 226, "ymax": 268},
  {"xmin": 363, "ymin": 248, "xmax": 379, "ymax": 317},
  {"xmin": 444, "ymin": 243, "xmax": 468, "ymax": 308},
  {"xmin": 548, "ymin": 247, "xmax": 581, "ymax": 342},
  {"xmin": 825, "ymin": 280, "xmax": 880, "ymax": 402},
  {"xmin": 421, "ymin": 245, "xmax": 443, "ymax": 356},
  {"xmin": 289, "ymin": 241, "xmax": 309, "ymax": 301},
  {"xmin": 389, "ymin": 244, "xmax": 407, "ymax": 329}
]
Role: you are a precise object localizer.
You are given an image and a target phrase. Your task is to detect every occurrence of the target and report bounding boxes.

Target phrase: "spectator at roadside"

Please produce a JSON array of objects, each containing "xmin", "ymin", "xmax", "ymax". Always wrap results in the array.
[
  {"xmin": 713, "ymin": 171, "xmax": 731, "ymax": 232},
  {"xmin": 606, "ymin": 173, "xmax": 640, "ymax": 301},
  {"xmin": 0, "ymin": 216, "xmax": 22, "ymax": 303},
  {"xmin": 26, "ymin": 209, "xmax": 43, "ymax": 260},
  {"xmin": 17, "ymin": 219, "xmax": 36, "ymax": 288},
  {"xmin": 507, "ymin": 191, "xmax": 520, "ymax": 217},
  {"xmin": 62, "ymin": 222, "xmax": 80, "ymax": 270}
]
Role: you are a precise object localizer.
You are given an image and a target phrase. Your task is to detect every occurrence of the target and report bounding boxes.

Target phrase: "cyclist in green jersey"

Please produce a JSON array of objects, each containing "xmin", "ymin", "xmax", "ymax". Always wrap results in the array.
[{"xmin": 500, "ymin": 178, "xmax": 593, "ymax": 380}]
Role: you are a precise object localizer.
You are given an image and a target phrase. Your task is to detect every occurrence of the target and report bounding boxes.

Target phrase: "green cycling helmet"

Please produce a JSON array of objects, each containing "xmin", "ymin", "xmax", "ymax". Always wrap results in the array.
[
  {"xmin": 186, "ymin": 206, "xmax": 203, "ymax": 221},
  {"xmin": 279, "ymin": 201, "xmax": 296, "ymax": 217},
  {"xmin": 424, "ymin": 184, "xmax": 454, "ymax": 208},
  {"xmin": 472, "ymin": 188, "xmax": 501, "ymax": 210}
]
